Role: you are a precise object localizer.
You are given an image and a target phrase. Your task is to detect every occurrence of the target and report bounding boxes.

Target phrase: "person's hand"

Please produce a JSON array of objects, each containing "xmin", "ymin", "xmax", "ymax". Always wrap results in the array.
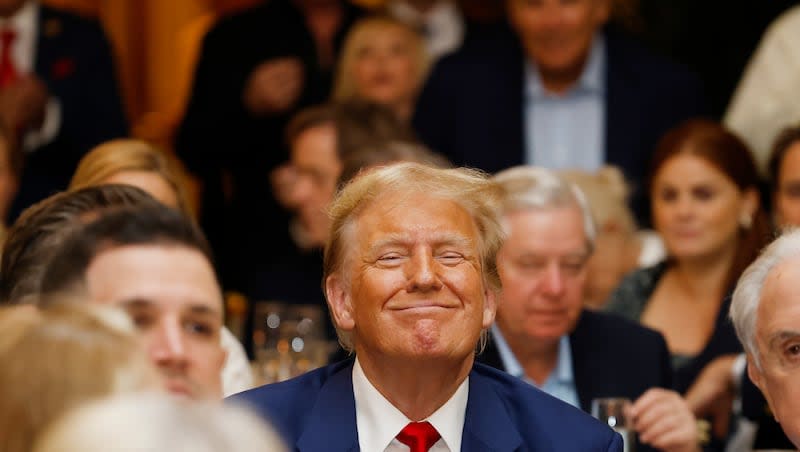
[
  {"xmin": 685, "ymin": 354, "xmax": 737, "ymax": 414},
  {"xmin": 628, "ymin": 388, "xmax": 700, "ymax": 452},
  {"xmin": 242, "ymin": 57, "xmax": 304, "ymax": 115},
  {"xmin": 0, "ymin": 75, "xmax": 48, "ymax": 131},
  {"xmin": 685, "ymin": 354, "xmax": 738, "ymax": 438}
]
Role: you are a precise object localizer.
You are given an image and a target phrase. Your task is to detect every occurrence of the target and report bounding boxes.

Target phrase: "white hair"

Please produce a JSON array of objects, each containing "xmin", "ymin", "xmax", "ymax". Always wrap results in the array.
[
  {"xmin": 731, "ymin": 228, "xmax": 800, "ymax": 368},
  {"xmin": 493, "ymin": 165, "xmax": 597, "ymax": 251},
  {"xmin": 33, "ymin": 393, "xmax": 287, "ymax": 452}
]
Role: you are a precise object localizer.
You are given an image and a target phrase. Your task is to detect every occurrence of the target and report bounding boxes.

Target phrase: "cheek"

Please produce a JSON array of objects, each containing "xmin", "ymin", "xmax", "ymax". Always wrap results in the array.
[
  {"xmin": 778, "ymin": 195, "xmax": 800, "ymax": 225},
  {"xmin": 353, "ymin": 59, "xmax": 375, "ymax": 83}
]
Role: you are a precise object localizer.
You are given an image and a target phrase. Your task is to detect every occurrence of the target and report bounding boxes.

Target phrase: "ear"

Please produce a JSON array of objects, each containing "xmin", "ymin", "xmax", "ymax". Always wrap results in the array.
[
  {"xmin": 746, "ymin": 354, "xmax": 763, "ymax": 391},
  {"xmin": 482, "ymin": 287, "xmax": 497, "ymax": 329},
  {"xmin": 325, "ymin": 273, "xmax": 355, "ymax": 331},
  {"xmin": 746, "ymin": 354, "xmax": 776, "ymax": 419}
]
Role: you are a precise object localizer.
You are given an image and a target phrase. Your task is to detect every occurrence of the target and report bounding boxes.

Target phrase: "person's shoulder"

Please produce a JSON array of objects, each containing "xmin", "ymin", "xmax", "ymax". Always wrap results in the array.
[
  {"xmin": 471, "ymin": 363, "xmax": 621, "ymax": 449},
  {"xmin": 432, "ymin": 30, "xmax": 520, "ymax": 74},
  {"xmin": 763, "ymin": 5, "xmax": 800, "ymax": 42},
  {"xmin": 605, "ymin": 29, "xmax": 699, "ymax": 84}
]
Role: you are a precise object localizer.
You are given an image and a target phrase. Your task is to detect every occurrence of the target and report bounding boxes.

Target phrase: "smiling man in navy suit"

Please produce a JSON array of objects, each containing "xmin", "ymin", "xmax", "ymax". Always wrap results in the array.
[{"xmin": 231, "ymin": 162, "xmax": 622, "ymax": 452}]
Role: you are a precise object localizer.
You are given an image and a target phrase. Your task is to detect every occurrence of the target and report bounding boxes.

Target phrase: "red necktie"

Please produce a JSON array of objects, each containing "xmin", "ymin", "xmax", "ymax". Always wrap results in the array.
[
  {"xmin": 396, "ymin": 421, "xmax": 441, "ymax": 452},
  {"xmin": 0, "ymin": 28, "xmax": 17, "ymax": 88}
]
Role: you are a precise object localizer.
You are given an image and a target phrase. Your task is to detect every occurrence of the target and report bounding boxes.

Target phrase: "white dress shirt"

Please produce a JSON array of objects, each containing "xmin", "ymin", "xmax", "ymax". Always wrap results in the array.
[
  {"xmin": 725, "ymin": 5, "xmax": 800, "ymax": 174},
  {"xmin": 0, "ymin": 0, "xmax": 61, "ymax": 151},
  {"xmin": 525, "ymin": 33, "xmax": 606, "ymax": 171},
  {"xmin": 352, "ymin": 357, "xmax": 468, "ymax": 452},
  {"xmin": 220, "ymin": 326, "xmax": 254, "ymax": 397}
]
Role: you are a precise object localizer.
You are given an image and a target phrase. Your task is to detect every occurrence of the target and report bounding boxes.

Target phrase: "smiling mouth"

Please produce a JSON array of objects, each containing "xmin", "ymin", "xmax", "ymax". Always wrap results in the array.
[{"xmin": 390, "ymin": 303, "xmax": 453, "ymax": 312}]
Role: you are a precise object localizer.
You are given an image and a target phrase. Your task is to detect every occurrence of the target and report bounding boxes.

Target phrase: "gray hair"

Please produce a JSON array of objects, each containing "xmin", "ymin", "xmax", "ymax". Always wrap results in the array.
[
  {"xmin": 731, "ymin": 228, "xmax": 800, "ymax": 367},
  {"xmin": 493, "ymin": 166, "xmax": 597, "ymax": 252}
]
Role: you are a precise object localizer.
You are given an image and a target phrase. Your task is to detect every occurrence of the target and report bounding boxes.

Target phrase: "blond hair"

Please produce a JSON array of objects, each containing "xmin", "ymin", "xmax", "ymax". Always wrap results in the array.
[
  {"xmin": 34, "ymin": 393, "xmax": 287, "ymax": 452},
  {"xmin": 558, "ymin": 165, "xmax": 637, "ymax": 235},
  {"xmin": 69, "ymin": 139, "xmax": 193, "ymax": 217},
  {"xmin": 0, "ymin": 302, "xmax": 155, "ymax": 452},
  {"xmin": 324, "ymin": 162, "xmax": 504, "ymax": 350},
  {"xmin": 333, "ymin": 14, "xmax": 430, "ymax": 101}
]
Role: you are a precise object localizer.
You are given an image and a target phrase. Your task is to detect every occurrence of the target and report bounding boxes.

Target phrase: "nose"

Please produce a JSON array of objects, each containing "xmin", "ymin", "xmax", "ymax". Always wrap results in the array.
[
  {"xmin": 406, "ymin": 252, "xmax": 443, "ymax": 293},
  {"xmin": 148, "ymin": 318, "xmax": 189, "ymax": 373},
  {"xmin": 289, "ymin": 174, "xmax": 314, "ymax": 206},
  {"xmin": 536, "ymin": 1, "xmax": 565, "ymax": 31},
  {"xmin": 540, "ymin": 263, "xmax": 565, "ymax": 297},
  {"xmin": 672, "ymin": 194, "xmax": 695, "ymax": 220}
]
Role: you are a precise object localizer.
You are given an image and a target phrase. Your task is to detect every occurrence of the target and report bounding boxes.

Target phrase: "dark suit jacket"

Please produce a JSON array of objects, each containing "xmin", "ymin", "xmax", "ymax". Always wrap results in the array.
[
  {"xmin": 413, "ymin": 29, "xmax": 707, "ymax": 222},
  {"xmin": 477, "ymin": 309, "xmax": 672, "ymax": 452},
  {"xmin": 230, "ymin": 359, "xmax": 624, "ymax": 451},
  {"xmin": 11, "ymin": 5, "xmax": 127, "ymax": 218}
]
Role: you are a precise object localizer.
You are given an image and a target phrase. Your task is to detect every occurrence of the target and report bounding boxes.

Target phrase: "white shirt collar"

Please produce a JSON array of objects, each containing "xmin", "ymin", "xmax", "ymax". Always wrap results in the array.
[
  {"xmin": 353, "ymin": 357, "xmax": 469, "ymax": 452},
  {"xmin": 0, "ymin": 1, "xmax": 38, "ymax": 74}
]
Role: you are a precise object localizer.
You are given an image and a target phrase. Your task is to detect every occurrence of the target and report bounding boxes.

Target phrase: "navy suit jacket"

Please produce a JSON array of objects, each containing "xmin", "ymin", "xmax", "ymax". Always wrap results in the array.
[
  {"xmin": 11, "ymin": 5, "xmax": 127, "ymax": 218},
  {"xmin": 477, "ymin": 309, "xmax": 672, "ymax": 452},
  {"xmin": 413, "ymin": 29, "xmax": 707, "ymax": 222},
  {"xmin": 230, "ymin": 360, "xmax": 623, "ymax": 451}
]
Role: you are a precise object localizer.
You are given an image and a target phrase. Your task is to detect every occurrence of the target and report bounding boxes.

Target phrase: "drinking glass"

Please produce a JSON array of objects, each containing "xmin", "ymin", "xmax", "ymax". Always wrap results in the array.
[{"xmin": 592, "ymin": 397, "xmax": 634, "ymax": 452}]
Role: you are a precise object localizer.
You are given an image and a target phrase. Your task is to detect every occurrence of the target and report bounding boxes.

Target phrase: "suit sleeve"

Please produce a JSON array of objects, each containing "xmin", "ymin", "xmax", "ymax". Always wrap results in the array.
[{"xmin": 607, "ymin": 431, "xmax": 625, "ymax": 452}]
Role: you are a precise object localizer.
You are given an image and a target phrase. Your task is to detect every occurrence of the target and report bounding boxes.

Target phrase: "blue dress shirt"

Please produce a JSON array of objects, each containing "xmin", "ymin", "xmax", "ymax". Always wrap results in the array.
[
  {"xmin": 490, "ymin": 325, "xmax": 580, "ymax": 408},
  {"xmin": 524, "ymin": 33, "xmax": 606, "ymax": 171}
]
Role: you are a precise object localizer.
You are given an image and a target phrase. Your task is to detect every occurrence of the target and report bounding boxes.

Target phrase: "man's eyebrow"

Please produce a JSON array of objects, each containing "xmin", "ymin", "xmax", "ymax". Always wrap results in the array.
[
  {"xmin": 368, "ymin": 232, "xmax": 474, "ymax": 253},
  {"xmin": 119, "ymin": 298, "xmax": 222, "ymax": 317},
  {"xmin": 768, "ymin": 330, "xmax": 800, "ymax": 347},
  {"xmin": 188, "ymin": 304, "xmax": 223, "ymax": 319}
]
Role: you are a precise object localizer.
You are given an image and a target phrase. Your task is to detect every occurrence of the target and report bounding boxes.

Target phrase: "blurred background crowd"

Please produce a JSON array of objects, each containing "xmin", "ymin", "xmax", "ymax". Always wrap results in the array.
[{"xmin": 4, "ymin": 0, "xmax": 800, "ymax": 450}]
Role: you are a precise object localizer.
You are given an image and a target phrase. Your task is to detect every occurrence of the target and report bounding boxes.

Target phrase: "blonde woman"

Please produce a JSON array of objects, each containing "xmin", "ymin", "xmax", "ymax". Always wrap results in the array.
[
  {"xmin": 69, "ymin": 139, "xmax": 193, "ymax": 216},
  {"xmin": 0, "ymin": 303, "xmax": 159, "ymax": 452},
  {"xmin": 333, "ymin": 15, "xmax": 429, "ymax": 121},
  {"xmin": 559, "ymin": 166, "xmax": 665, "ymax": 308}
]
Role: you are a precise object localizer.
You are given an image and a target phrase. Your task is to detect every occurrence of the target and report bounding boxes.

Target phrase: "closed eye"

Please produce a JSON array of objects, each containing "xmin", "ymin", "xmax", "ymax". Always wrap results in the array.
[{"xmin": 437, "ymin": 252, "xmax": 465, "ymax": 265}]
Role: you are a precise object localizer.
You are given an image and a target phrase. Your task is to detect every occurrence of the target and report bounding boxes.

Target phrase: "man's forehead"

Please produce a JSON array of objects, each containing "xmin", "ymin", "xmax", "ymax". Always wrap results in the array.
[
  {"xmin": 86, "ymin": 244, "xmax": 222, "ymax": 312},
  {"xmin": 759, "ymin": 258, "xmax": 800, "ymax": 335},
  {"xmin": 357, "ymin": 194, "xmax": 478, "ymax": 236},
  {"xmin": 118, "ymin": 297, "xmax": 222, "ymax": 318}
]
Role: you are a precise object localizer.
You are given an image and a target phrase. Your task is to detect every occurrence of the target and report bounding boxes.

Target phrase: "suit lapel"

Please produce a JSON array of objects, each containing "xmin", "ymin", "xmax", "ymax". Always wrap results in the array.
[
  {"xmin": 296, "ymin": 363, "xmax": 359, "ymax": 452},
  {"xmin": 462, "ymin": 369, "xmax": 523, "ymax": 452},
  {"xmin": 569, "ymin": 311, "xmax": 594, "ymax": 412}
]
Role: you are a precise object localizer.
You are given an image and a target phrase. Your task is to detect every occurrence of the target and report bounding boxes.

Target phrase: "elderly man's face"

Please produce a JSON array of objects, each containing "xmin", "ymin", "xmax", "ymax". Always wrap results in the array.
[
  {"xmin": 748, "ymin": 255, "xmax": 800, "ymax": 447},
  {"xmin": 507, "ymin": 0, "xmax": 609, "ymax": 80},
  {"xmin": 496, "ymin": 206, "xmax": 588, "ymax": 345},
  {"xmin": 327, "ymin": 191, "xmax": 495, "ymax": 364},
  {"xmin": 85, "ymin": 244, "xmax": 226, "ymax": 400}
]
